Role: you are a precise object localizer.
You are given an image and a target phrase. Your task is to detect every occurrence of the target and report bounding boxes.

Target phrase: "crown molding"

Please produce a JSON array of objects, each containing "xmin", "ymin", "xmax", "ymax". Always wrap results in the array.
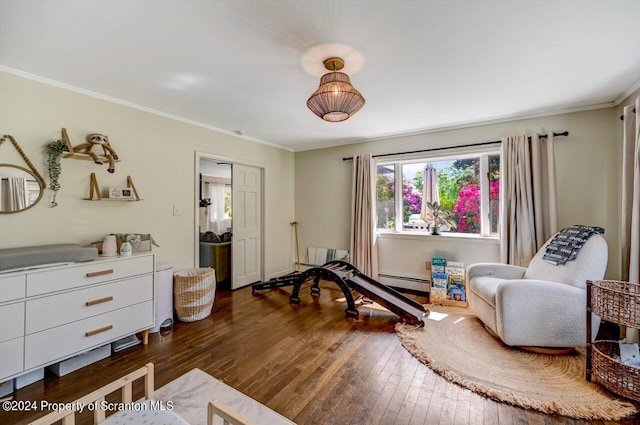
[
  {"xmin": 614, "ymin": 79, "xmax": 640, "ymax": 106},
  {"xmin": 0, "ymin": 65, "xmax": 293, "ymax": 153},
  {"xmin": 3, "ymin": 64, "xmax": 634, "ymax": 154},
  {"xmin": 294, "ymin": 101, "xmax": 617, "ymax": 152}
]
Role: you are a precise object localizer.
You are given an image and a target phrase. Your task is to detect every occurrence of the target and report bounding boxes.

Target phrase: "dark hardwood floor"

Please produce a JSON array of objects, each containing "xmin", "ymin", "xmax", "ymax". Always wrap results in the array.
[{"xmin": 3, "ymin": 282, "xmax": 639, "ymax": 425}]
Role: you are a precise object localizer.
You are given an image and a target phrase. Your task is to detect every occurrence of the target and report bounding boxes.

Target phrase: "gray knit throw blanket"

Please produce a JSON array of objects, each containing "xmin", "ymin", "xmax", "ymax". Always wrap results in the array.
[{"xmin": 542, "ymin": 225, "xmax": 605, "ymax": 265}]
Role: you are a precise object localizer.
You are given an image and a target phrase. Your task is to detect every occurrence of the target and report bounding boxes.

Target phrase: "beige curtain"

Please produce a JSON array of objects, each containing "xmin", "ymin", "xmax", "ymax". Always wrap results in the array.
[
  {"xmin": 1, "ymin": 177, "xmax": 28, "ymax": 211},
  {"xmin": 208, "ymin": 183, "xmax": 230, "ymax": 234},
  {"xmin": 621, "ymin": 97, "xmax": 640, "ymax": 343},
  {"xmin": 622, "ymin": 97, "xmax": 640, "ymax": 282},
  {"xmin": 350, "ymin": 153, "xmax": 378, "ymax": 278},
  {"xmin": 499, "ymin": 133, "xmax": 558, "ymax": 266}
]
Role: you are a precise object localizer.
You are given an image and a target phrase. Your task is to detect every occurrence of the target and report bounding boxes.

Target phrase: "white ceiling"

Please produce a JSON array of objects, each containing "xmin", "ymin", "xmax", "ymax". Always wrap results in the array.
[{"xmin": 1, "ymin": 0, "xmax": 639, "ymax": 151}]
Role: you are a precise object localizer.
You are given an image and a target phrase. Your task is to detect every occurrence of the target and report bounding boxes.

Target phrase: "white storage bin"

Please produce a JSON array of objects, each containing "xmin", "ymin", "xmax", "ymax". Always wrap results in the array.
[{"xmin": 151, "ymin": 261, "xmax": 174, "ymax": 333}]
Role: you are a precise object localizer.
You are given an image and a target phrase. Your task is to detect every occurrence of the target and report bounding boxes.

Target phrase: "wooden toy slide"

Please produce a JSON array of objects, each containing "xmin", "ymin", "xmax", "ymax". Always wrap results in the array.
[{"xmin": 252, "ymin": 260, "xmax": 427, "ymax": 326}]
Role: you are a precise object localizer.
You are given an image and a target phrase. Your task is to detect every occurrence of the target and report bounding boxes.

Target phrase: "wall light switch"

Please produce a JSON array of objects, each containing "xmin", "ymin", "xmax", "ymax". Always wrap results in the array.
[{"xmin": 173, "ymin": 205, "xmax": 181, "ymax": 216}]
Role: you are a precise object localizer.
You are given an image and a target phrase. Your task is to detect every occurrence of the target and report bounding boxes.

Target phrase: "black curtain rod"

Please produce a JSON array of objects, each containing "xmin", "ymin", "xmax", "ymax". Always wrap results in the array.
[
  {"xmin": 620, "ymin": 107, "xmax": 636, "ymax": 121},
  {"xmin": 342, "ymin": 131, "xmax": 569, "ymax": 161}
]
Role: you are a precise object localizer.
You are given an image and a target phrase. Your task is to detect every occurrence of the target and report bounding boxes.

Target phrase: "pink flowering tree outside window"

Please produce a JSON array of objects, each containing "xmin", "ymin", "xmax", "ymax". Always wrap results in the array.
[
  {"xmin": 489, "ymin": 180, "xmax": 500, "ymax": 233},
  {"xmin": 453, "ymin": 184, "xmax": 480, "ymax": 233},
  {"xmin": 452, "ymin": 181, "xmax": 500, "ymax": 233},
  {"xmin": 402, "ymin": 180, "xmax": 422, "ymax": 222}
]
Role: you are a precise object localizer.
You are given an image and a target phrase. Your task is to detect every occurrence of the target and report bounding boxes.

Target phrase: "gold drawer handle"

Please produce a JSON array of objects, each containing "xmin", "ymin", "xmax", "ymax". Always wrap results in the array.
[
  {"xmin": 85, "ymin": 325, "xmax": 113, "ymax": 337},
  {"xmin": 85, "ymin": 296, "xmax": 114, "ymax": 307},
  {"xmin": 86, "ymin": 269, "xmax": 114, "ymax": 278}
]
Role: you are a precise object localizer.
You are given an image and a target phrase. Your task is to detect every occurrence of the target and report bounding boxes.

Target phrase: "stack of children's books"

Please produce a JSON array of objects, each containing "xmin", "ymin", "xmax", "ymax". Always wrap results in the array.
[
  {"xmin": 446, "ymin": 261, "xmax": 466, "ymax": 303},
  {"xmin": 430, "ymin": 257, "xmax": 467, "ymax": 306},
  {"xmin": 430, "ymin": 258, "xmax": 448, "ymax": 301}
]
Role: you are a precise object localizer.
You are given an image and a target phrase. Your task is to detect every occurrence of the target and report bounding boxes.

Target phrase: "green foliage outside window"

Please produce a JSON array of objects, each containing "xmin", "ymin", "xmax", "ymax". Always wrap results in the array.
[{"xmin": 376, "ymin": 173, "xmax": 395, "ymax": 229}]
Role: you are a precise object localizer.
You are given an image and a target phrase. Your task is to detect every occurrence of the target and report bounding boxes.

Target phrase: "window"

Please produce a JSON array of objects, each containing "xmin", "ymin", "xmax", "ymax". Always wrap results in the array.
[
  {"xmin": 375, "ymin": 151, "xmax": 500, "ymax": 236},
  {"xmin": 376, "ymin": 164, "xmax": 395, "ymax": 229}
]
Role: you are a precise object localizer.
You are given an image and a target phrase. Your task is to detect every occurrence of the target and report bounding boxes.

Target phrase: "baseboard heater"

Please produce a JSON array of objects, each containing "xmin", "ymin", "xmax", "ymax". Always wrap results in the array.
[{"xmin": 378, "ymin": 273, "xmax": 431, "ymax": 294}]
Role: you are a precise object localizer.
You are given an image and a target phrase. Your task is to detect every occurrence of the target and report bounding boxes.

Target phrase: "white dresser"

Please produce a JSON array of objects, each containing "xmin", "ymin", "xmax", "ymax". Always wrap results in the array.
[{"xmin": 0, "ymin": 252, "xmax": 155, "ymax": 382}]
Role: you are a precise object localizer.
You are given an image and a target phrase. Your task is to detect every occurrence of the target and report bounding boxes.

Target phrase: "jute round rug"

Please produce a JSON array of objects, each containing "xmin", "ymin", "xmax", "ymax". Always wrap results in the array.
[{"xmin": 395, "ymin": 305, "xmax": 638, "ymax": 420}]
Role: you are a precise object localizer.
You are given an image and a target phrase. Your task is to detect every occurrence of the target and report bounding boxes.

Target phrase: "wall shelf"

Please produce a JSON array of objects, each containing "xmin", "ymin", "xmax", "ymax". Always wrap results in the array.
[
  {"xmin": 85, "ymin": 173, "xmax": 142, "ymax": 201},
  {"xmin": 62, "ymin": 152, "xmax": 114, "ymax": 164},
  {"xmin": 60, "ymin": 128, "xmax": 121, "ymax": 165}
]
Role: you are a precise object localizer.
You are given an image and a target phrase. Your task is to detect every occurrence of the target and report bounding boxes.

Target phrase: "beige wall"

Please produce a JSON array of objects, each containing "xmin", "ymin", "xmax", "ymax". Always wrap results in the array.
[
  {"xmin": 0, "ymin": 71, "xmax": 295, "ymax": 278},
  {"xmin": 2, "ymin": 68, "xmax": 631, "ymax": 281},
  {"xmin": 295, "ymin": 108, "xmax": 620, "ymax": 280}
]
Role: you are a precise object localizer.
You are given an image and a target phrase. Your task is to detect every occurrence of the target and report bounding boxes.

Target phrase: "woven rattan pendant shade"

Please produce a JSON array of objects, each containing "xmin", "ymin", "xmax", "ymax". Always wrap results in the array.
[{"xmin": 307, "ymin": 58, "xmax": 365, "ymax": 122}]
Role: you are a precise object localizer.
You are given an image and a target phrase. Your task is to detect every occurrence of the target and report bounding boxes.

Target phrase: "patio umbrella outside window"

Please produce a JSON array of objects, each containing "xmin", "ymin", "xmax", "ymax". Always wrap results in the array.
[{"xmin": 420, "ymin": 163, "xmax": 439, "ymax": 226}]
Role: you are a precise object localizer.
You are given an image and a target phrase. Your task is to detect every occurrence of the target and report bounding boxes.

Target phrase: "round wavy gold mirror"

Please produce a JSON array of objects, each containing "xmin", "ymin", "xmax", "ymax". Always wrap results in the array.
[{"xmin": 0, "ymin": 164, "xmax": 44, "ymax": 213}]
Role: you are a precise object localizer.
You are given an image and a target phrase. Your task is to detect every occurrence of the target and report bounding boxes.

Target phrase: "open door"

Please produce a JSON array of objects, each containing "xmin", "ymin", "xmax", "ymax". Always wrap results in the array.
[{"xmin": 231, "ymin": 164, "xmax": 262, "ymax": 289}]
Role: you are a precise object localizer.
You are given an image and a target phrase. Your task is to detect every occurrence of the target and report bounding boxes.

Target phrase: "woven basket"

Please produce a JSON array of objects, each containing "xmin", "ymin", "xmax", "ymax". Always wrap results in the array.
[
  {"xmin": 589, "ymin": 280, "xmax": 640, "ymax": 402},
  {"xmin": 591, "ymin": 340, "xmax": 640, "ymax": 402},
  {"xmin": 174, "ymin": 268, "xmax": 216, "ymax": 322},
  {"xmin": 590, "ymin": 280, "xmax": 640, "ymax": 328}
]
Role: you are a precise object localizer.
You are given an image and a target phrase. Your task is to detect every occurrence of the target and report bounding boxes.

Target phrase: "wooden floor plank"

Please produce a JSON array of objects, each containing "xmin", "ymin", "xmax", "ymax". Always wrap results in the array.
[
  {"xmin": 497, "ymin": 402, "xmax": 514, "ymax": 425},
  {"xmin": 438, "ymin": 379, "xmax": 461, "ymax": 425},
  {"xmin": 359, "ymin": 344, "xmax": 408, "ymax": 425},
  {"xmin": 407, "ymin": 367, "xmax": 438, "ymax": 425},
  {"xmin": 424, "ymin": 374, "xmax": 449, "ymax": 424},
  {"xmin": 348, "ymin": 335, "xmax": 402, "ymax": 425},
  {"xmin": 468, "ymin": 392, "xmax": 485, "ymax": 425},
  {"xmin": 384, "ymin": 349, "xmax": 420, "ymax": 420},
  {"xmin": 393, "ymin": 358, "xmax": 428, "ymax": 425},
  {"xmin": 453, "ymin": 385, "xmax": 472, "ymax": 425},
  {"xmin": 483, "ymin": 389, "xmax": 501, "ymax": 425},
  {"xmin": 3, "ymin": 282, "xmax": 638, "ymax": 425}
]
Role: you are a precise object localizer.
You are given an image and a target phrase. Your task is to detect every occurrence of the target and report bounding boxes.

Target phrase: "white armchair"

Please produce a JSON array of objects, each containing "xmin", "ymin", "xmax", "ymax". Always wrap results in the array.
[{"xmin": 467, "ymin": 233, "xmax": 608, "ymax": 348}]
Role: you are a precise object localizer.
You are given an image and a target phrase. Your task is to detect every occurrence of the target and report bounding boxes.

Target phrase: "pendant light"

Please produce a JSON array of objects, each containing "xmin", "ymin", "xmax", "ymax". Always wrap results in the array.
[{"xmin": 307, "ymin": 57, "xmax": 365, "ymax": 122}]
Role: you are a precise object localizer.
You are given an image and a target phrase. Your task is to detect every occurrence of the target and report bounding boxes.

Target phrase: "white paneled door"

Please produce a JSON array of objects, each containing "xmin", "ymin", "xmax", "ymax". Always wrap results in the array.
[{"xmin": 231, "ymin": 164, "xmax": 262, "ymax": 289}]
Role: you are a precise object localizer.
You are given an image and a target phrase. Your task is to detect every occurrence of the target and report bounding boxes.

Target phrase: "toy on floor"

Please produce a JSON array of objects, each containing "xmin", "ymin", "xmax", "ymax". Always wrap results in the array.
[{"xmin": 252, "ymin": 260, "xmax": 427, "ymax": 326}]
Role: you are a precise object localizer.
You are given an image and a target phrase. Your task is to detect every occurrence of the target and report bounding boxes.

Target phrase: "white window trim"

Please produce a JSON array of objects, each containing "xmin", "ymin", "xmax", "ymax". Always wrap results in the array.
[
  {"xmin": 376, "ymin": 148, "xmax": 500, "ymax": 238},
  {"xmin": 480, "ymin": 154, "xmax": 490, "ymax": 235},
  {"xmin": 377, "ymin": 230, "xmax": 499, "ymax": 243}
]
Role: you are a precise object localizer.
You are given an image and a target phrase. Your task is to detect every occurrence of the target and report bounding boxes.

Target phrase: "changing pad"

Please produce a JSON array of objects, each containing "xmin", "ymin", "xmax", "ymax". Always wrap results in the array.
[{"xmin": 0, "ymin": 243, "xmax": 99, "ymax": 272}]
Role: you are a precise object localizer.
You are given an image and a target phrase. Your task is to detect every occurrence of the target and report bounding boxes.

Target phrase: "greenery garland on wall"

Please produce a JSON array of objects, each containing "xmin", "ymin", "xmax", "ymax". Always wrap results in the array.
[{"xmin": 46, "ymin": 139, "xmax": 67, "ymax": 207}]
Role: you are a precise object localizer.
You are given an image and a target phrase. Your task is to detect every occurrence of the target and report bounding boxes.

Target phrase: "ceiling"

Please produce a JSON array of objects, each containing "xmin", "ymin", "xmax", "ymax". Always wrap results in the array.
[{"xmin": 1, "ymin": 1, "xmax": 639, "ymax": 151}]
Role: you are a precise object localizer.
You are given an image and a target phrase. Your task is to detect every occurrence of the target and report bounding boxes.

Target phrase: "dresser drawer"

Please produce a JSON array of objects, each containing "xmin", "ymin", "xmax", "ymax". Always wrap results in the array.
[
  {"xmin": 26, "ymin": 254, "xmax": 154, "ymax": 296},
  {"xmin": 0, "ymin": 338, "xmax": 24, "ymax": 380},
  {"xmin": 24, "ymin": 300, "xmax": 153, "ymax": 369},
  {"xmin": 0, "ymin": 273, "xmax": 26, "ymax": 303},
  {"xmin": 25, "ymin": 275, "xmax": 153, "ymax": 334},
  {"xmin": 0, "ymin": 302, "xmax": 24, "ymax": 342}
]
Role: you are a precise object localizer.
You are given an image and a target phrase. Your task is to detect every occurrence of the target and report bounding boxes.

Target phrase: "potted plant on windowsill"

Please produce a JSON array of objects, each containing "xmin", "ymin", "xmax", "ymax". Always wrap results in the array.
[{"xmin": 425, "ymin": 201, "xmax": 457, "ymax": 235}]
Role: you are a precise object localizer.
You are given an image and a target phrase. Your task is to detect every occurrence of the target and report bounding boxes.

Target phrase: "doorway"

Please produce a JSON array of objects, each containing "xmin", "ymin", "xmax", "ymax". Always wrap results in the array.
[{"xmin": 196, "ymin": 154, "xmax": 264, "ymax": 289}]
